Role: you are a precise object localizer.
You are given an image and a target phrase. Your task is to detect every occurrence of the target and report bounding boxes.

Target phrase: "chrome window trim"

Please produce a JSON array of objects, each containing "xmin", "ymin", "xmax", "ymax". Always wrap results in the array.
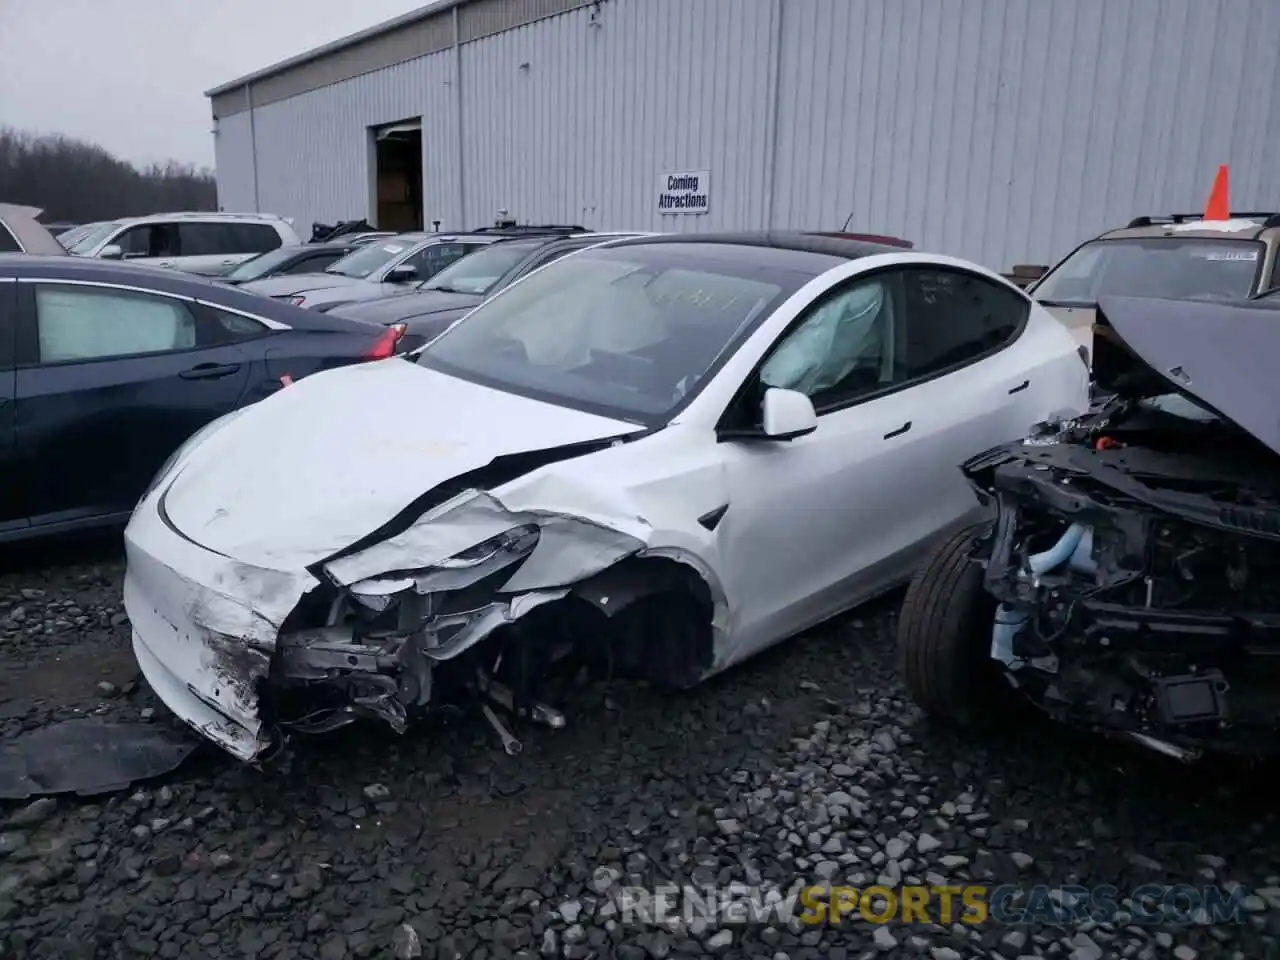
[{"xmin": 15, "ymin": 277, "xmax": 292, "ymax": 329}]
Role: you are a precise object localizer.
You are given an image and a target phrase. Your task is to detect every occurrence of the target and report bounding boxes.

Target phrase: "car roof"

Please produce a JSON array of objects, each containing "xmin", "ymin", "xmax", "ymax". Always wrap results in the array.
[
  {"xmin": 1097, "ymin": 213, "xmax": 1280, "ymax": 243},
  {"xmin": 0, "ymin": 204, "xmax": 67, "ymax": 256},
  {"xmin": 110, "ymin": 211, "xmax": 292, "ymax": 226},
  {"xmin": 604, "ymin": 230, "xmax": 900, "ymax": 273}
]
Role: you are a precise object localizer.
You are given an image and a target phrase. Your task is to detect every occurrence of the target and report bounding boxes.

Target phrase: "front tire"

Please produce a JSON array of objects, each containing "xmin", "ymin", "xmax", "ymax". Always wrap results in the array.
[{"xmin": 897, "ymin": 522, "xmax": 1004, "ymax": 728}]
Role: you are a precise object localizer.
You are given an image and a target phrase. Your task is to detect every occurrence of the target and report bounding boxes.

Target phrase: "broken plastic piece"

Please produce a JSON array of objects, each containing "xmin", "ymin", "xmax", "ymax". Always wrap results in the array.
[{"xmin": 0, "ymin": 718, "xmax": 198, "ymax": 800}]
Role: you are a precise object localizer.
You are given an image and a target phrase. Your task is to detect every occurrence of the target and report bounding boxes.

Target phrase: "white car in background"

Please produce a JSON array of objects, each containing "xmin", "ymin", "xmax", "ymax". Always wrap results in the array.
[
  {"xmin": 65, "ymin": 211, "xmax": 300, "ymax": 276},
  {"xmin": 122, "ymin": 231, "xmax": 1089, "ymax": 763}
]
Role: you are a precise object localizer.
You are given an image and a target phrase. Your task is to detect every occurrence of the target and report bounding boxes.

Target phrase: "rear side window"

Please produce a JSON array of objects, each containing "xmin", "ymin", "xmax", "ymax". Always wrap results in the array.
[
  {"xmin": 226, "ymin": 223, "xmax": 284, "ymax": 255},
  {"xmin": 201, "ymin": 307, "xmax": 270, "ymax": 344},
  {"xmin": 177, "ymin": 222, "xmax": 239, "ymax": 256},
  {"xmin": 900, "ymin": 268, "xmax": 1028, "ymax": 379},
  {"xmin": 0, "ymin": 223, "xmax": 20, "ymax": 253},
  {"xmin": 33, "ymin": 285, "xmax": 199, "ymax": 363}
]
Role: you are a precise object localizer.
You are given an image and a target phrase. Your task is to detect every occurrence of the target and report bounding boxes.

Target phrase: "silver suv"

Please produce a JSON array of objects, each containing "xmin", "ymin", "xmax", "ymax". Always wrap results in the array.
[{"xmin": 65, "ymin": 212, "xmax": 301, "ymax": 276}]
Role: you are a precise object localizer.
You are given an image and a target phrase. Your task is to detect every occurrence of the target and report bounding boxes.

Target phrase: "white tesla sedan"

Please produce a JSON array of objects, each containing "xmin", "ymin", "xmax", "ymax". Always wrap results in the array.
[{"xmin": 122, "ymin": 232, "xmax": 1090, "ymax": 762}]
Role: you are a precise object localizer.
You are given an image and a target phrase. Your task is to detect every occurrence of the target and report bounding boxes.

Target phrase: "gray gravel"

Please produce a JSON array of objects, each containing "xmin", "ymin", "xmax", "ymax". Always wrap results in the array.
[{"xmin": 0, "ymin": 548, "xmax": 1278, "ymax": 959}]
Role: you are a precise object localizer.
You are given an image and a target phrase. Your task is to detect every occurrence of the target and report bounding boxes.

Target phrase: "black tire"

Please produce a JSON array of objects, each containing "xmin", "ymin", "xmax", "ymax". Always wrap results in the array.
[{"xmin": 897, "ymin": 522, "xmax": 1004, "ymax": 728}]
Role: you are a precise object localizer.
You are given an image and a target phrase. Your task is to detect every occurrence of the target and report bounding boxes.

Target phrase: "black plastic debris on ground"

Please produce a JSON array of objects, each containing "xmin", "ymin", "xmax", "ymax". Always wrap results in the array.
[{"xmin": 0, "ymin": 716, "xmax": 198, "ymax": 799}]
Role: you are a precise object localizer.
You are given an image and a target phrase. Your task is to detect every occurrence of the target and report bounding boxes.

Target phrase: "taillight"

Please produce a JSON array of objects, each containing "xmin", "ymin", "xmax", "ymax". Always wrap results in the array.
[{"xmin": 364, "ymin": 324, "xmax": 405, "ymax": 360}]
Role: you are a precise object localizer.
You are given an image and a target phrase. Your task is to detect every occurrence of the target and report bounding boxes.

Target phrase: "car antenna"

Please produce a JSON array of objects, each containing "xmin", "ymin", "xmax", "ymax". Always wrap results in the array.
[{"xmin": 840, "ymin": 210, "xmax": 855, "ymax": 232}]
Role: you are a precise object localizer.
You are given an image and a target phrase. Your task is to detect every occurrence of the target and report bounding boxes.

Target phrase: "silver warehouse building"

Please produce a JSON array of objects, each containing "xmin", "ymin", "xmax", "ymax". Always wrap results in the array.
[{"xmin": 207, "ymin": 0, "xmax": 1280, "ymax": 271}]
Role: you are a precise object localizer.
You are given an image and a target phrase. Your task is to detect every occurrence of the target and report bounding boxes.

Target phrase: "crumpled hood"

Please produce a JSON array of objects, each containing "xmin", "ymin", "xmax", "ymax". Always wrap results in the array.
[
  {"xmin": 1095, "ymin": 295, "xmax": 1280, "ymax": 457},
  {"xmin": 239, "ymin": 273, "xmax": 362, "ymax": 298},
  {"xmin": 332, "ymin": 289, "xmax": 482, "ymax": 325},
  {"xmin": 159, "ymin": 359, "xmax": 646, "ymax": 568}
]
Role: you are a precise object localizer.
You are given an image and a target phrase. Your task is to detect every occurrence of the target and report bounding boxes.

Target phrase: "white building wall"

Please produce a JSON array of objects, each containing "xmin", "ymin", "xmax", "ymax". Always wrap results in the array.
[{"xmin": 217, "ymin": 0, "xmax": 1280, "ymax": 270}]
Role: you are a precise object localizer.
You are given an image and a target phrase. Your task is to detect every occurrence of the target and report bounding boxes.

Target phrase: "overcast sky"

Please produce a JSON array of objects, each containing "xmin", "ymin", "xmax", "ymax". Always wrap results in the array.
[{"xmin": 0, "ymin": 0, "xmax": 430, "ymax": 169}]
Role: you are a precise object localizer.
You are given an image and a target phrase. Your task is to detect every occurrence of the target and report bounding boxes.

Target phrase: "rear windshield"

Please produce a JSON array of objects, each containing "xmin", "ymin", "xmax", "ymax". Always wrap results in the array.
[{"xmin": 1035, "ymin": 238, "xmax": 1264, "ymax": 305}]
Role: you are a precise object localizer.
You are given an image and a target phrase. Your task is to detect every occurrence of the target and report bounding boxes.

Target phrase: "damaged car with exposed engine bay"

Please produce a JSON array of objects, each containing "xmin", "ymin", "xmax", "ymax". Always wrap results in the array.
[
  {"xmin": 122, "ymin": 232, "xmax": 1089, "ymax": 763},
  {"xmin": 898, "ymin": 293, "xmax": 1280, "ymax": 760}
]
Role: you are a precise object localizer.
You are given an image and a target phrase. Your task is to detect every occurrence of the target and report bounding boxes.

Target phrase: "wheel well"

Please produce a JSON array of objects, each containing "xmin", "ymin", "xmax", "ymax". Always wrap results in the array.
[{"xmin": 511, "ymin": 555, "xmax": 716, "ymax": 688}]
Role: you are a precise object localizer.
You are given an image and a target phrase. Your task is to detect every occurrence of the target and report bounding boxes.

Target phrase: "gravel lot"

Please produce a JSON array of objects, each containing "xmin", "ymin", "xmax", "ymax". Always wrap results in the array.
[{"xmin": 0, "ymin": 543, "xmax": 1278, "ymax": 960}]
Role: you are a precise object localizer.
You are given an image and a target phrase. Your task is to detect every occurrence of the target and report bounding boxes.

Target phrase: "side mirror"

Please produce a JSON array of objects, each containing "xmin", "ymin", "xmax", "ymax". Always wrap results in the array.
[
  {"xmin": 761, "ymin": 388, "xmax": 817, "ymax": 440},
  {"xmin": 99, "ymin": 243, "xmax": 124, "ymax": 260},
  {"xmin": 386, "ymin": 265, "xmax": 418, "ymax": 283}
]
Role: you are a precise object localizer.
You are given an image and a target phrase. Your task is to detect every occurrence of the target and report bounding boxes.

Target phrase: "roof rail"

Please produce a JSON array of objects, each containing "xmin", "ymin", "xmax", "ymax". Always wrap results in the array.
[
  {"xmin": 470, "ymin": 223, "xmax": 585, "ymax": 234},
  {"xmin": 1125, "ymin": 211, "xmax": 1280, "ymax": 228}
]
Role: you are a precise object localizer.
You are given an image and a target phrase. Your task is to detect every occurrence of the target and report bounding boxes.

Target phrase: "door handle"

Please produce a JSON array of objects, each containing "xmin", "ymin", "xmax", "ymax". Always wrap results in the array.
[
  {"xmin": 1008, "ymin": 379, "xmax": 1030, "ymax": 394},
  {"xmin": 883, "ymin": 421, "xmax": 912, "ymax": 439},
  {"xmin": 180, "ymin": 362, "xmax": 241, "ymax": 380}
]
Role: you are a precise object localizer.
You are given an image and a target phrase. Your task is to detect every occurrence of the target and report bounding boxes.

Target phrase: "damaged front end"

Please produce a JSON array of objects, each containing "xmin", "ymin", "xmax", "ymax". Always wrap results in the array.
[
  {"xmin": 159, "ymin": 486, "xmax": 719, "ymax": 763},
  {"xmin": 964, "ymin": 398, "xmax": 1280, "ymax": 760}
]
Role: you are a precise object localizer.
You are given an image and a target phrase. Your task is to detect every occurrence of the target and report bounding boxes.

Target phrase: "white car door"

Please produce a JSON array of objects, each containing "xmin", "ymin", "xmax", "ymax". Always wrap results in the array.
[{"xmin": 712, "ymin": 265, "xmax": 1055, "ymax": 668}]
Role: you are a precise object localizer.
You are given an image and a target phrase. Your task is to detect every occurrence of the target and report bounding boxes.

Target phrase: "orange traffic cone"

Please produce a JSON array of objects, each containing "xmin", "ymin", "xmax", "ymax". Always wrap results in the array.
[{"xmin": 1203, "ymin": 165, "xmax": 1230, "ymax": 221}]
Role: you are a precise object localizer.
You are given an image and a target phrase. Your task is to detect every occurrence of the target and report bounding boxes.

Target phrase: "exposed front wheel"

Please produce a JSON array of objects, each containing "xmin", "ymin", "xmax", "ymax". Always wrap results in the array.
[{"xmin": 897, "ymin": 522, "xmax": 1005, "ymax": 728}]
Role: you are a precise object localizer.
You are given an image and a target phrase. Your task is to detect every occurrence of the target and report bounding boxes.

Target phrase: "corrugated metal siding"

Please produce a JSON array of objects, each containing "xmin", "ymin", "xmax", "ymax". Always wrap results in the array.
[
  {"xmin": 219, "ymin": 0, "xmax": 1280, "ymax": 269},
  {"xmin": 212, "ymin": 112, "xmax": 256, "ymax": 212},
  {"xmin": 459, "ymin": 0, "xmax": 775, "ymax": 232},
  {"xmin": 771, "ymin": 0, "xmax": 1280, "ymax": 267},
  {"xmin": 247, "ymin": 52, "xmax": 460, "ymax": 230}
]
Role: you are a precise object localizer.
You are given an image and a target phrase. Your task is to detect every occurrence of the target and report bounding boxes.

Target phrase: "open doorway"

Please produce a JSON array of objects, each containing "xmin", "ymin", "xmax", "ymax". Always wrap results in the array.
[{"xmin": 372, "ymin": 119, "xmax": 423, "ymax": 232}]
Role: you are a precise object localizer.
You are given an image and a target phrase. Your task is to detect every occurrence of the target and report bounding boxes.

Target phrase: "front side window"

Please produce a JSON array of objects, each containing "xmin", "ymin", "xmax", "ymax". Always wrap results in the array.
[
  {"xmin": 761, "ymin": 276, "xmax": 902, "ymax": 409},
  {"xmin": 423, "ymin": 241, "xmax": 545, "ymax": 295},
  {"xmin": 325, "ymin": 239, "xmax": 414, "ymax": 279},
  {"xmin": 113, "ymin": 224, "xmax": 168, "ymax": 258},
  {"xmin": 35, "ymin": 285, "xmax": 197, "ymax": 363},
  {"xmin": 401, "ymin": 242, "xmax": 477, "ymax": 281},
  {"xmin": 420, "ymin": 246, "xmax": 802, "ymax": 423},
  {"xmin": 1034, "ymin": 238, "xmax": 1264, "ymax": 304}
]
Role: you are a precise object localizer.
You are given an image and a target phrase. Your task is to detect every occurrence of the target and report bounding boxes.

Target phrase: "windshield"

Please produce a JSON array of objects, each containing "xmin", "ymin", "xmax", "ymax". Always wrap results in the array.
[
  {"xmin": 226, "ymin": 247, "xmax": 301, "ymax": 282},
  {"xmin": 418, "ymin": 245, "xmax": 803, "ymax": 424},
  {"xmin": 69, "ymin": 221, "xmax": 121, "ymax": 255},
  {"xmin": 1034, "ymin": 238, "xmax": 1264, "ymax": 305},
  {"xmin": 423, "ymin": 241, "xmax": 543, "ymax": 295},
  {"xmin": 325, "ymin": 238, "xmax": 413, "ymax": 279},
  {"xmin": 57, "ymin": 224, "xmax": 95, "ymax": 248}
]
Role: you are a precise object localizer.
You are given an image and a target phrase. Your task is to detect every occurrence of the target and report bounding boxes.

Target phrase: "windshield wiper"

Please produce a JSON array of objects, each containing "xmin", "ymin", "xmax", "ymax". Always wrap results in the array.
[{"xmin": 423, "ymin": 284, "xmax": 471, "ymax": 294}]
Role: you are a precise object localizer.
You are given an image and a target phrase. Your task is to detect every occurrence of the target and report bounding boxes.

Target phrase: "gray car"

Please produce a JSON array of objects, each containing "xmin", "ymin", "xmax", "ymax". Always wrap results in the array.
[
  {"xmin": 331, "ymin": 232, "xmax": 650, "ymax": 349},
  {"xmin": 238, "ymin": 233, "xmax": 507, "ymax": 311},
  {"xmin": 0, "ymin": 204, "xmax": 68, "ymax": 256}
]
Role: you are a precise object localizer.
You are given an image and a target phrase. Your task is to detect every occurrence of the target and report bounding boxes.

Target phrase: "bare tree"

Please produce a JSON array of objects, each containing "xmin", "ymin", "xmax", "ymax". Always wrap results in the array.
[{"xmin": 0, "ymin": 127, "xmax": 217, "ymax": 223}]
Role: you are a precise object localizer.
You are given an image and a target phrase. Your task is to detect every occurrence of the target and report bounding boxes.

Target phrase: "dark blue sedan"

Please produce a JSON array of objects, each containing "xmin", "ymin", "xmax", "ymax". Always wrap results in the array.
[{"xmin": 0, "ymin": 255, "xmax": 398, "ymax": 544}]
